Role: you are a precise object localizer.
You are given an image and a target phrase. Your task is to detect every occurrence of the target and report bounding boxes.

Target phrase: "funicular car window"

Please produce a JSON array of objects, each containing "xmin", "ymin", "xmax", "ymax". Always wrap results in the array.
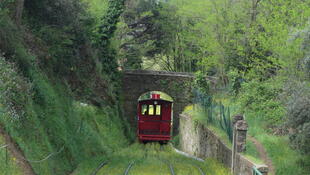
[
  {"xmin": 148, "ymin": 105, "xmax": 154, "ymax": 115},
  {"xmin": 155, "ymin": 105, "xmax": 161, "ymax": 115},
  {"xmin": 141, "ymin": 104, "xmax": 147, "ymax": 115}
]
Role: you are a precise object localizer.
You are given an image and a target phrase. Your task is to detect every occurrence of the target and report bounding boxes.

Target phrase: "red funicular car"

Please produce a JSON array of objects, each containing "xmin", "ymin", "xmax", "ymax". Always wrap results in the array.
[{"xmin": 137, "ymin": 94, "xmax": 172, "ymax": 142}]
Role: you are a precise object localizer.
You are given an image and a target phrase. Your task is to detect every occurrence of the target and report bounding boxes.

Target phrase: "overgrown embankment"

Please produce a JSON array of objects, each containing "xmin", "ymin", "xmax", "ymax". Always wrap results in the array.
[
  {"xmin": 72, "ymin": 144, "xmax": 230, "ymax": 175},
  {"xmin": 0, "ymin": 0, "xmax": 130, "ymax": 174}
]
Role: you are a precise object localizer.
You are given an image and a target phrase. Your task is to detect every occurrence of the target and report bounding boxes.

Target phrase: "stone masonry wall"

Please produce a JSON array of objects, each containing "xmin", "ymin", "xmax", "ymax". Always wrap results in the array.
[
  {"xmin": 179, "ymin": 114, "xmax": 268, "ymax": 175},
  {"xmin": 122, "ymin": 70, "xmax": 194, "ymax": 134}
]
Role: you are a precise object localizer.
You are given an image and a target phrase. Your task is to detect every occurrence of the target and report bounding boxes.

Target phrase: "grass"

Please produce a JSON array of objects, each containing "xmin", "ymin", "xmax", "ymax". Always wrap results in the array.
[
  {"xmin": 184, "ymin": 105, "xmax": 233, "ymax": 148},
  {"xmin": 0, "ymin": 12, "xmax": 130, "ymax": 175},
  {"xmin": 1, "ymin": 91, "xmax": 129, "ymax": 175},
  {"xmin": 0, "ymin": 135, "xmax": 23, "ymax": 175},
  {"xmin": 242, "ymin": 141, "xmax": 264, "ymax": 164},
  {"xmin": 207, "ymin": 125, "xmax": 232, "ymax": 147},
  {"xmin": 0, "ymin": 67, "xmax": 129, "ymax": 175},
  {"xmin": 70, "ymin": 156, "xmax": 108, "ymax": 175},
  {"xmin": 247, "ymin": 116, "xmax": 310, "ymax": 175},
  {"xmin": 78, "ymin": 143, "xmax": 231, "ymax": 175}
]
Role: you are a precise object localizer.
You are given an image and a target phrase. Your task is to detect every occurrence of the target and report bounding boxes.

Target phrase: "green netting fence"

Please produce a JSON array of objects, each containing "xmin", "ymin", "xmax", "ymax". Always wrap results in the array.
[{"xmin": 193, "ymin": 89, "xmax": 233, "ymax": 142}]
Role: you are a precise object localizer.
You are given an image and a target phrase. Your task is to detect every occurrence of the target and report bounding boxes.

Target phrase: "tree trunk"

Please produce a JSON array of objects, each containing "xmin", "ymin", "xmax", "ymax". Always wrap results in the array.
[
  {"xmin": 251, "ymin": 0, "xmax": 260, "ymax": 25},
  {"xmin": 9, "ymin": 0, "xmax": 24, "ymax": 26},
  {"xmin": 15, "ymin": 0, "xmax": 24, "ymax": 26}
]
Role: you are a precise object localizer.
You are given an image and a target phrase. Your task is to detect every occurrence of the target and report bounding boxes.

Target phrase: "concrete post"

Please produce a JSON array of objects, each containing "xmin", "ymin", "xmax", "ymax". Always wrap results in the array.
[
  {"xmin": 235, "ymin": 120, "xmax": 248, "ymax": 153},
  {"xmin": 231, "ymin": 114, "xmax": 248, "ymax": 174},
  {"xmin": 232, "ymin": 114, "xmax": 244, "ymax": 125}
]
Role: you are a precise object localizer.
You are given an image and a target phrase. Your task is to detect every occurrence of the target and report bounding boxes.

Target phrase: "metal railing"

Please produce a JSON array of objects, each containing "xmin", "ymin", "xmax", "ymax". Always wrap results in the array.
[{"xmin": 253, "ymin": 166, "xmax": 263, "ymax": 175}]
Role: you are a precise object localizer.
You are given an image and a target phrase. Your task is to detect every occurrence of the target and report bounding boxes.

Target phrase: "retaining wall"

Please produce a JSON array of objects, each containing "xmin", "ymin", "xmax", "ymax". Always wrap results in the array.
[{"xmin": 179, "ymin": 114, "xmax": 268, "ymax": 175}]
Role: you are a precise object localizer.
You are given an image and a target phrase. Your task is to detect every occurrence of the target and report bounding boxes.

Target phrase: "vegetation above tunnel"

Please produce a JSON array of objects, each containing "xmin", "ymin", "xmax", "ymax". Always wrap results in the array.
[{"xmin": 0, "ymin": 0, "xmax": 309, "ymax": 174}]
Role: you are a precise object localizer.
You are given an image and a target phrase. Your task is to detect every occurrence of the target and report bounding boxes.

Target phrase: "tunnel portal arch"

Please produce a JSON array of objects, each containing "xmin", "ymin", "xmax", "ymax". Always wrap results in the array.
[{"xmin": 122, "ymin": 70, "xmax": 194, "ymax": 134}]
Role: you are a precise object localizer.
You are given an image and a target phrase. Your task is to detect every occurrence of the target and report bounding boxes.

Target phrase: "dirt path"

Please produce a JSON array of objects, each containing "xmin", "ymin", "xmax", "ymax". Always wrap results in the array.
[
  {"xmin": 248, "ymin": 136, "xmax": 275, "ymax": 175},
  {"xmin": 0, "ymin": 126, "xmax": 36, "ymax": 175}
]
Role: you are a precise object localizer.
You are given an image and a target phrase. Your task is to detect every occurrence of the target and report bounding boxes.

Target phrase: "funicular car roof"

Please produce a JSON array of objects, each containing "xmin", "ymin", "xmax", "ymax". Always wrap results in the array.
[{"xmin": 138, "ymin": 98, "xmax": 173, "ymax": 103}]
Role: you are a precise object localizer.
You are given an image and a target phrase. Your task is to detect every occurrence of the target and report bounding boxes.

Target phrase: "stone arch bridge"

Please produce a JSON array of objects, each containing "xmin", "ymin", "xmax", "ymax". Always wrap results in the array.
[{"xmin": 122, "ymin": 70, "xmax": 194, "ymax": 134}]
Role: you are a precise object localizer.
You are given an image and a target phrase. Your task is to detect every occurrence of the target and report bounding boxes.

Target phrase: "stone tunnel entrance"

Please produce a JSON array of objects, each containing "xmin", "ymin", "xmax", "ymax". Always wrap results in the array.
[{"xmin": 122, "ymin": 70, "xmax": 194, "ymax": 135}]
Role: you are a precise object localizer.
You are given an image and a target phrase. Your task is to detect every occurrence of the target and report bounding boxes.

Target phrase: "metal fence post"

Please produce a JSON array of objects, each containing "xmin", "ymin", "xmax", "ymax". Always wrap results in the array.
[
  {"xmin": 5, "ymin": 146, "xmax": 8, "ymax": 165},
  {"xmin": 254, "ymin": 165, "xmax": 269, "ymax": 175}
]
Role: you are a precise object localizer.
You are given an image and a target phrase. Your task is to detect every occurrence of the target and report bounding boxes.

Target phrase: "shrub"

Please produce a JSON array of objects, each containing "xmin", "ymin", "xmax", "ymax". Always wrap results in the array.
[
  {"xmin": 194, "ymin": 71, "xmax": 210, "ymax": 95},
  {"xmin": 285, "ymin": 81, "xmax": 310, "ymax": 154},
  {"xmin": 0, "ymin": 54, "xmax": 32, "ymax": 120}
]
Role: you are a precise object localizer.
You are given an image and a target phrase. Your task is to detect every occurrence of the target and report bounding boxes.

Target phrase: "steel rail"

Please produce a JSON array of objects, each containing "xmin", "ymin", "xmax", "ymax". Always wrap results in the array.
[
  {"xmin": 124, "ymin": 161, "xmax": 135, "ymax": 175},
  {"xmin": 90, "ymin": 161, "xmax": 108, "ymax": 175},
  {"xmin": 169, "ymin": 163, "xmax": 175, "ymax": 175},
  {"xmin": 197, "ymin": 166, "xmax": 205, "ymax": 175},
  {"xmin": 20, "ymin": 146, "xmax": 65, "ymax": 163}
]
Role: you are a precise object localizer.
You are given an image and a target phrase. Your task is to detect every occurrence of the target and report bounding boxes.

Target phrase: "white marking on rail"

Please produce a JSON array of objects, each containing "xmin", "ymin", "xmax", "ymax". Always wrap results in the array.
[{"xmin": 172, "ymin": 145, "xmax": 204, "ymax": 162}]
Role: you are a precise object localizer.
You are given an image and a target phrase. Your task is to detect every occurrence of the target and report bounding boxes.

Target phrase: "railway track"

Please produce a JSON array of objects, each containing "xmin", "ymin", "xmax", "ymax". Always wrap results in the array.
[
  {"xmin": 124, "ymin": 161, "xmax": 135, "ymax": 175},
  {"xmin": 91, "ymin": 160, "xmax": 204, "ymax": 175},
  {"xmin": 167, "ymin": 162, "xmax": 205, "ymax": 175},
  {"xmin": 169, "ymin": 163, "xmax": 175, "ymax": 175},
  {"xmin": 197, "ymin": 166, "xmax": 205, "ymax": 175},
  {"xmin": 90, "ymin": 161, "xmax": 108, "ymax": 175},
  {"xmin": 91, "ymin": 144, "xmax": 205, "ymax": 175}
]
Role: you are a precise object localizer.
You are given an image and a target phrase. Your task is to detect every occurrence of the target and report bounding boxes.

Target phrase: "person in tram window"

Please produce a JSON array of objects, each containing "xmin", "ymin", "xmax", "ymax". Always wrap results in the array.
[{"xmin": 144, "ymin": 110, "xmax": 148, "ymax": 115}]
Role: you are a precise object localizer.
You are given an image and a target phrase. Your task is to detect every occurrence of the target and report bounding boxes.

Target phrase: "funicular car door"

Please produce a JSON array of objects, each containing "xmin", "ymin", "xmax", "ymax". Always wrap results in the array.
[{"xmin": 159, "ymin": 101, "xmax": 172, "ymax": 136}]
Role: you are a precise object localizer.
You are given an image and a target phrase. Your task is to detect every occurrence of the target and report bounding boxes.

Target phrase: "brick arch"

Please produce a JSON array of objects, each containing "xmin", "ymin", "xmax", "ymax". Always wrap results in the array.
[{"xmin": 122, "ymin": 70, "xmax": 194, "ymax": 134}]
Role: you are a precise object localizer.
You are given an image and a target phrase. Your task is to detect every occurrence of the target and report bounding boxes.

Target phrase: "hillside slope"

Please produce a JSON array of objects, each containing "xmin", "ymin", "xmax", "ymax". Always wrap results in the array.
[{"xmin": 0, "ymin": 0, "xmax": 130, "ymax": 174}]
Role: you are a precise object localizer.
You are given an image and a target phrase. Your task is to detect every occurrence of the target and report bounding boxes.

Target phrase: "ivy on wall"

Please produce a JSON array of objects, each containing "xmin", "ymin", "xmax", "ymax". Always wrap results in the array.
[{"xmin": 97, "ymin": 0, "xmax": 125, "ymax": 79}]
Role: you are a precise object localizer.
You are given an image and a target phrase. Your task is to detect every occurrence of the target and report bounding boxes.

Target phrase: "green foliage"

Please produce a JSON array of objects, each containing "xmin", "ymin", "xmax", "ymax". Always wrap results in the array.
[
  {"xmin": 135, "ymin": 0, "xmax": 309, "ymax": 77},
  {"xmin": 97, "ymin": 0, "xmax": 125, "ymax": 48},
  {"xmin": 194, "ymin": 71, "xmax": 210, "ymax": 95},
  {"xmin": 237, "ymin": 79, "xmax": 285, "ymax": 127},
  {"xmin": 24, "ymin": 0, "xmax": 96, "ymax": 76},
  {"xmin": 295, "ymin": 23, "xmax": 310, "ymax": 79},
  {"xmin": 243, "ymin": 140, "xmax": 263, "ymax": 164},
  {"xmin": 85, "ymin": 0, "xmax": 126, "ymax": 97},
  {"xmin": 83, "ymin": 0, "xmax": 109, "ymax": 20},
  {"xmin": 0, "ymin": 70, "xmax": 128, "ymax": 175},
  {"xmin": 112, "ymin": 0, "xmax": 199, "ymax": 72},
  {"xmin": 247, "ymin": 117, "xmax": 310, "ymax": 175},
  {"xmin": 0, "ymin": 1, "xmax": 130, "ymax": 175},
  {"xmin": 24, "ymin": 0, "xmax": 85, "ymax": 26},
  {"xmin": 112, "ymin": 0, "xmax": 159, "ymax": 70},
  {"xmin": 0, "ymin": 55, "xmax": 31, "ymax": 120},
  {"xmin": 0, "ymin": 0, "xmax": 14, "ymax": 15},
  {"xmin": 191, "ymin": 88, "xmax": 233, "ymax": 142},
  {"xmin": 284, "ymin": 81, "xmax": 310, "ymax": 154}
]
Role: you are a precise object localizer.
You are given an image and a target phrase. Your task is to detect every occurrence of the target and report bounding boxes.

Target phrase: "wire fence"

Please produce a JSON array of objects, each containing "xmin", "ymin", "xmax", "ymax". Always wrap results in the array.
[
  {"xmin": 0, "ymin": 142, "xmax": 65, "ymax": 175},
  {"xmin": 193, "ymin": 89, "xmax": 233, "ymax": 142},
  {"xmin": 0, "ymin": 144, "xmax": 8, "ymax": 149},
  {"xmin": 0, "ymin": 143, "xmax": 15, "ymax": 175}
]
